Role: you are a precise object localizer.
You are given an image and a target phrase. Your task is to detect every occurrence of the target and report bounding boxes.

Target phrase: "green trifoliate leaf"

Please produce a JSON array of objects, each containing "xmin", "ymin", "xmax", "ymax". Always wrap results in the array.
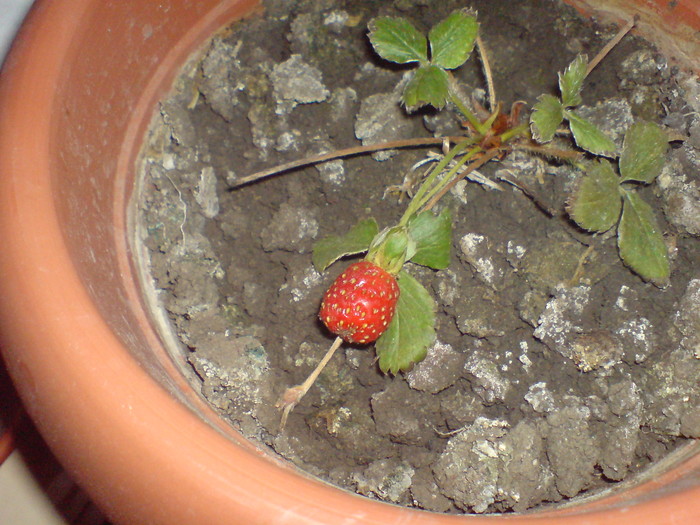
[
  {"xmin": 402, "ymin": 65, "xmax": 450, "ymax": 110},
  {"xmin": 618, "ymin": 189, "xmax": 669, "ymax": 287},
  {"xmin": 368, "ymin": 17, "xmax": 428, "ymax": 65},
  {"xmin": 428, "ymin": 9, "xmax": 478, "ymax": 70},
  {"xmin": 567, "ymin": 160, "xmax": 622, "ymax": 233},
  {"xmin": 559, "ymin": 54, "xmax": 588, "ymax": 107},
  {"xmin": 407, "ymin": 208, "xmax": 452, "ymax": 269},
  {"xmin": 619, "ymin": 121, "xmax": 669, "ymax": 184},
  {"xmin": 530, "ymin": 94, "xmax": 564, "ymax": 143},
  {"xmin": 376, "ymin": 270, "xmax": 436, "ymax": 374},
  {"xmin": 566, "ymin": 110, "xmax": 617, "ymax": 157},
  {"xmin": 312, "ymin": 218, "xmax": 379, "ymax": 272}
]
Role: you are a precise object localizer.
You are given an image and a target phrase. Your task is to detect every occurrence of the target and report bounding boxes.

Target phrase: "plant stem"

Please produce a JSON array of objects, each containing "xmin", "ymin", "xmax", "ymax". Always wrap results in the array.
[
  {"xmin": 449, "ymin": 90, "xmax": 488, "ymax": 136},
  {"xmin": 417, "ymin": 146, "xmax": 483, "ymax": 212},
  {"xmin": 231, "ymin": 136, "xmax": 464, "ymax": 188},
  {"xmin": 476, "ymin": 34, "xmax": 497, "ymax": 111},
  {"xmin": 399, "ymin": 120, "xmax": 531, "ymax": 222},
  {"xmin": 277, "ymin": 336, "xmax": 344, "ymax": 429},
  {"xmin": 422, "ymin": 146, "xmax": 502, "ymax": 212},
  {"xmin": 513, "ymin": 143, "xmax": 582, "ymax": 162},
  {"xmin": 585, "ymin": 16, "xmax": 637, "ymax": 78},
  {"xmin": 500, "ymin": 122, "xmax": 530, "ymax": 143},
  {"xmin": 398, "ymin": 139, "xmax": 475, "ymax": 225}
]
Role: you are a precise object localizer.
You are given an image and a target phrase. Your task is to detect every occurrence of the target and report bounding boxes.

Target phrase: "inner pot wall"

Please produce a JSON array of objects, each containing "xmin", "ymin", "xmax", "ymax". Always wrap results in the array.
[{"xmin": 0, "ymin": 0, "xmax": 698, "ymax": 524}]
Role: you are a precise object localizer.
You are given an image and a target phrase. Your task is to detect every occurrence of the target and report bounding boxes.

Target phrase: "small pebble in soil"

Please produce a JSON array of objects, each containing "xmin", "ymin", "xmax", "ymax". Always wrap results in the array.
[
  {"xmin": 674, "ymin": 279, "xmax": 700, "ymax": 359},
  {"xmin": 270, "ymin": 54, "xmax": 330, "ymax": 114},
  {"xmin": 355, "ymin": 91, "xmax": 416, "ymax": 161}
]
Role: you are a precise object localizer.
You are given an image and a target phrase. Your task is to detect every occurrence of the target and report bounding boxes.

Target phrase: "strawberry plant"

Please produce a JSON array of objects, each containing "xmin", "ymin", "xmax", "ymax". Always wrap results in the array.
[
  {"xmin": 530, "ymin": 51, "xmax": 672, "ymax": 286},
  {"xmin": 236, "ymin": 9, "xmax": 679, "ymax": 425},
  {"xmin": 566, "ymin": 120, "xmax": 671, "ymax": 286}
]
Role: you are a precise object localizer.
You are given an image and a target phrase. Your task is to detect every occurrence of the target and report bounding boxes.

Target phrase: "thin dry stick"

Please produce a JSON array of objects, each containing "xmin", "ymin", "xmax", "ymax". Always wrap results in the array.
[
  {"xmin": 512, "ymin": 143, "xmax": 582, "ymax": 161},
  {"xmin": 567, "ymin": 244, "xmax": 596, "ymax": 287},
  {"xmin": 276, "ymin": 336, "xmax": 344, "ymax": 429},
  {"xmin": 231, "ymin": 137, "xmax": 463, "ymax": 188},
  {"xmin": 585, "ymin": 16, "xmax": 637, "ymax": 77},
  {"xmin": 476, "ymin": 34, "xmax": 496, "ymax": 112}
]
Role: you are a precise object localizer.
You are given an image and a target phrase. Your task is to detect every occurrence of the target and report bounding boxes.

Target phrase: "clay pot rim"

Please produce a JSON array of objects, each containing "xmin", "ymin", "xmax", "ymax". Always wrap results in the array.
[{"xmin": 0, "ymin": 0, "xmax": 698, "ymax": 523}]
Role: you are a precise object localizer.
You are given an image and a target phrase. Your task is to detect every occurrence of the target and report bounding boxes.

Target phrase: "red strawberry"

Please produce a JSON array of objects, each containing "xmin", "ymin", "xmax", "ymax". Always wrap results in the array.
[{"xmin": 319, "ymin": 260, "xmax": 400, "ymax": 344}]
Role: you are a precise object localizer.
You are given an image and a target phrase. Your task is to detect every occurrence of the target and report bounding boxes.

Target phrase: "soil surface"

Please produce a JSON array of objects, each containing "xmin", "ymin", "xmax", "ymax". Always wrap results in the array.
[{"xmin": 135, "ymin": 0, "xmax": 700, "ymax": 514}]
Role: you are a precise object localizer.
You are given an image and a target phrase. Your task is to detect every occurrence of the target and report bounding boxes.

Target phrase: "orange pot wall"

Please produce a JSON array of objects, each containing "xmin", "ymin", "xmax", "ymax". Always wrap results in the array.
[
  {"xmin": 562, "ymin": 0, "xmax": 700, "ymax": 72},
  {"xmin": 0, "ymin": 1, "xmax": 698, "ymax": 524}
]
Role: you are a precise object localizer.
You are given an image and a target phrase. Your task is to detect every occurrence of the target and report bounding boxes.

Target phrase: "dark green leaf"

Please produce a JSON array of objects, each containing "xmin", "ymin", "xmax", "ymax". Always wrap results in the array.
[
  {"xmin": 566, "ymin": 110, "xmax": 617, "ymax": 157},
  {"xmin": 618, "ymin": 190, "xmax": 669, "ymax": 287},
  {"xmin": 559, "ymin": 54, "xmax": 588, "ymax": 107},
  {"xmin": 407, "ymin": 208, "xmax": 452, "ymax": 269},
  {"xmin": 402, "ymin": 65, "xmax": 450, "ymax": 110},
  {"xmin": 530, "ymin": 94, "xmax": 564, "ymax": 143},
  {"xmin": 567, "ymin": 160, "xmax": 622, "ymax": 233},
  {"xmin": 368, "ymin": 17, "xmax": 428, "ymax": 65},
  {"xmin": 312, "ymin": 218, "xmax": 379, "ymax": 272},
  {"xmin": 428, "ymin": 9, "xmax": 478, "ymax": 69},
  {"xmin": 619, "ymin": 121, "xmax": 669, "ymax": 184},
  {"xmin": 376, "ymin": 270, "xmax": 436, "ymax": 374}
]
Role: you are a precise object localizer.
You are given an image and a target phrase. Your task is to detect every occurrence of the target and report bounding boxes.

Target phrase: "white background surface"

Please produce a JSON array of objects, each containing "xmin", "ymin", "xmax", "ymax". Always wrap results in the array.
[{"xmin": 0, "ymin": 0, "xmax": 33, "ymax": 63}]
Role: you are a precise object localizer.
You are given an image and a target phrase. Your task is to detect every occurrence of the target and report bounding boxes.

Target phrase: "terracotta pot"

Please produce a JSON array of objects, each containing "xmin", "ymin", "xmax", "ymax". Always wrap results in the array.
[{"xmin": 0, "ymin": 0, "xmax": 698, "ymax": 523}]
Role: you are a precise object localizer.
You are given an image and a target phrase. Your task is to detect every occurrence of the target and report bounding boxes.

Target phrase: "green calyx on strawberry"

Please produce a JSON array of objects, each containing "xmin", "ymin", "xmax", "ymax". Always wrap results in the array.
[
  {"xmin": 319, "ymin": 260, "xmax": 400, "ymax": 344},
  {"xmin": 365, "ymin": 225, "xmax": 415, "ymax": 274}
]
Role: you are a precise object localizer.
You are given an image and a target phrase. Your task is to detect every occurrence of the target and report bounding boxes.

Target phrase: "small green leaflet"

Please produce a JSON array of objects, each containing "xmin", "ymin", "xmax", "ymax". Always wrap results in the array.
[
  {"xmin": 402, "ymin": 65, "xmax": 450, "ymax": 110},
  {"xmin": 530, "ymin": 94, "xmax": 563, "ymax": 143},
  {"xmin": 375, "ymin": 270, "xmax": 436, "ymax": 374},
  {"xmin": 368, "ymin": 17, "xmax": 428, "ymax": 65},
  {"xmin": 619, "ymin": 121, "xmax": 669, "ymax": 184},
  {"xmin": 565, "ymin": 110, "xmax": 617, "ymax": 157},
  {"xmin": 312, "ymin": 218, "xmax": 379, "ymax": 272},
  {"xmin": 559, "ymin": 54, "xmax": 588, "ymax": 107},
  {"xmin": 618, "ymin": 190, "xmax": 669, "ymax": 287},
  {"xmin": 407, "ymin": 208, "xmax": 452, "ymax": 269},
  {"xmin": 567, "ymin": 160, "xmax": 622, "ymax": 233},
  {"xmin": 428, "ymin": 9, "xmax": 478, "ymax": 70}
]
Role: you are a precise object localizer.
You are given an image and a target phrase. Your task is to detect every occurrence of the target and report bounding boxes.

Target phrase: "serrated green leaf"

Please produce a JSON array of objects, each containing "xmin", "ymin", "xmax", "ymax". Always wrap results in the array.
[
  {"xmin": 618, "ymin": 190, "xmax": 669, "ymax": 286},
  {"xmin": 312, "ymin": 218, "xmax": 379, "ymax": 272},
  {"xmin": 566, "ymin": 110, "xmax": 617, "ymax": 157},
  {"xmin": 567, "ymin": 160, "xmax": 622, "ymax": 233},
  {"xmin": 368, "ymin": 17, "xmax": 428, "ymax": 65},
  {"xmin": 559, "ymin": 54, "xmax": 588, "ymax": 107},
  {"xmin": 402, "ymin": 65, "xmax": 450, "ymax": 110},
  {"xmin": 428, "ymin": 9, "xmax": 478, "ymax": 70},
  {"xmin": 619, "ymin": 121, "xmax": 669, "ymax": 184},
  {"xmin": 530, "ymin": 94, "xmax": 564, "ymax": 143},
  {"xmin": 407, "ymin": 208, "xmax": 452, "ymax": 269},
  {"xmin": 376, "ymin": 270, "xmax": 436, "ymax": 374}
]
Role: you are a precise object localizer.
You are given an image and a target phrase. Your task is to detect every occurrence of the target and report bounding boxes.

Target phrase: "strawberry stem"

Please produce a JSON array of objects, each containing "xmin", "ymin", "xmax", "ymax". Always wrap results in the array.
[
  {"xmin": 398, "ymin": 138, "xmax": 475, "ymax": 226},
  {"xmin": 276, "ymin": 336, "xmax": 344, "ymax": 429},
  {"xmin": 414, "ymin": 145, "xmax": 483, "ymax": 214},
  {"xmin": 476, "ymin": 33, "xmax": 497, "ymax": 112},
  {"xmin": 422, "ymin": 146, "xmax": 503, "ymax": 212},
  {"xmin": 449, "ymin": 90, "xmax": 488, "ymax": 135}
]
